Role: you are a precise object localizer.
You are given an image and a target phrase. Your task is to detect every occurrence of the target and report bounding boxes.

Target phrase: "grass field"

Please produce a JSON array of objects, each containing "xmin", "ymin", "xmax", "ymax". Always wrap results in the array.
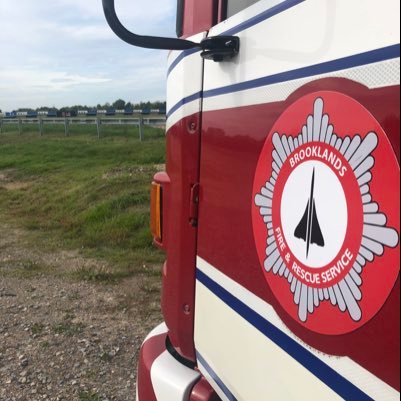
[{"xmin": 0, "ymin": 123, "xmax": 166, "ymax": 281}]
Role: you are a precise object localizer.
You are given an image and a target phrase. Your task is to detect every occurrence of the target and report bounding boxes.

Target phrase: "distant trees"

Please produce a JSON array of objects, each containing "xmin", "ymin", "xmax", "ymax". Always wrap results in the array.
[
  {"xmin": 11, "ymin": 99, "xmax": 166, "ymax": 113},
  {"xmin": 17, "ymin": 108, "xmax": 35, "ymax": 112},
  {"xmin": 112, "ymin": 99, "xmax": 126, "ymax": 110}
]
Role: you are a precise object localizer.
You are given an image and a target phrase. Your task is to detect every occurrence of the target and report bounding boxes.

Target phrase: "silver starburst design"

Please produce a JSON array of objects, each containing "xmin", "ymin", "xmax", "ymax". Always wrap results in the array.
[{"xmin": 255, "ymin": 98, "xmax": 399, "ymax": 323}]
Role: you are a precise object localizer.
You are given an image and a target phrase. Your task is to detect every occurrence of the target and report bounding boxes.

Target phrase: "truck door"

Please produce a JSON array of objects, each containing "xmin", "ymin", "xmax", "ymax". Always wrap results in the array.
[{"xmin": 195, "ymin": 0, "xmax": 400, "ymax": 400}]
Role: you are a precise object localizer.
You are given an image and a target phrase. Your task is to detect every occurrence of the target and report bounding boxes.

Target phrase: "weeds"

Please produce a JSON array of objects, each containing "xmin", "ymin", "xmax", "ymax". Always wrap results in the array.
[
  {"xmin": 31, "ymin": 323, "xmax": 45, "ymax": 336},
  {"xmin": 52, "ymin": 322, "xmax": 85, "ymax": 337},
  {"xmin": 71, "ymin": 265, "xmax": 133, "ymax": 284},
  {"xmin": 0, "ymin": 259, "xmax": 50, "ymax": 279},
  {"xmin": 79, "ymin": 391, "xmax": 101, "ymax": 401}
]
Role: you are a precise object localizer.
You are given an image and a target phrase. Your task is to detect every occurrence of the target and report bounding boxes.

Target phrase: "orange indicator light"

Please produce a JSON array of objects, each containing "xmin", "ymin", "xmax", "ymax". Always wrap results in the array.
[{"xmin": 150, "ymin": 182, "xmax": 162, "ymax": 242}]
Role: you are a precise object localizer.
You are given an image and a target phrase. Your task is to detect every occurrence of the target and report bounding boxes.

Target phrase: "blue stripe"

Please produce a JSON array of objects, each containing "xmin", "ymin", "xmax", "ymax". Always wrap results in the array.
[
  {"xmin": 167, "ymin": 44, "xmax": 400, "ymax": 118},
  {"xmin": 197, "ymin": 352, "xmax": 238, "ymax": 401},
  {"xmin": 166, "ymin": 91, "xmax": 202, "ymax": 119},
  {"xmin": 222, "ymin": 0, "xmax": 305, "ymax": 36},
  {"xmin": 203, "ymin": 44, "xmax": 401, "ymax": 99},
  {"xmin": 196, "ymin": 268, "xmax": 375, "ymax": 401},
  {"xmin": 167, "ymin": 0, "xmax": 304, "ymax": 77},
  {"xmin": 167, "ymin": 48, "xmax": 200, "ymax": 77}
]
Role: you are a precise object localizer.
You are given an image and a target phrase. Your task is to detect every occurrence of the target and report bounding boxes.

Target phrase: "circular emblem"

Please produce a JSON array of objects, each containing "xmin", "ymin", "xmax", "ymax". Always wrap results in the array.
[{"xmin": 252, "ymin": 92, "xmax": 400, "ymax": 335}]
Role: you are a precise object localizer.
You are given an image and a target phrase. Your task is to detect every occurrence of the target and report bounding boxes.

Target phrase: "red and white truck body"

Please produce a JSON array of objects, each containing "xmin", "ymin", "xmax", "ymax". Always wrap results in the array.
[{"xmin": 123, "ymin": 0, "xmax": 401, "ymax": 400}]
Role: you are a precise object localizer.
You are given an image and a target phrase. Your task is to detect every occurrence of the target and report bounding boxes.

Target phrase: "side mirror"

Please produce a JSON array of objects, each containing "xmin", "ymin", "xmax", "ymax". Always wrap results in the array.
[{"xmin": 102, "ymin": 0, "xmax": 240, "ymax": 62}]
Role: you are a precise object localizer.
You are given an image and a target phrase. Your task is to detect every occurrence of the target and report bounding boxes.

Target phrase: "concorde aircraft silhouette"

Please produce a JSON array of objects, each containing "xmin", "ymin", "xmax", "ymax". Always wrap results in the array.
[{"xmin": 294, "ymin": 168, "xmax": 325, "ymax": 259}]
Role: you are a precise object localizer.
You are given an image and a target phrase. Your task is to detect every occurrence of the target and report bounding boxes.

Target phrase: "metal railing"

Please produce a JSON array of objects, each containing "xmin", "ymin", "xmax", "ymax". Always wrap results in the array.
[{"xmin": 0, "ymin": 116, "xmax": 166, "ymax": 140}]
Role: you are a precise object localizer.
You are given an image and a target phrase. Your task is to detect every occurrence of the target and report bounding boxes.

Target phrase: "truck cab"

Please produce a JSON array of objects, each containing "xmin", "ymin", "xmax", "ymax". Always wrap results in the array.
[{"xmin": 103, "ymin": 1, "xmax": 400, "ymax": 400}]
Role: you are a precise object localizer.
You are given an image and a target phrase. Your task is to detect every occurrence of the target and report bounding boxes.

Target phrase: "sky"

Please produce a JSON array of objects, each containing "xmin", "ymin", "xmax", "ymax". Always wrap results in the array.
[{"xmin": 0, "ymin": 0, "xmax": 176, "ymax": 111}]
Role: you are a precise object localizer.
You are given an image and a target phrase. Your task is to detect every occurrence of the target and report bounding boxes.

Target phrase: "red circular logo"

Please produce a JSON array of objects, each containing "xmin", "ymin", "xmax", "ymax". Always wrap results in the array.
[{"xmin": 252, "ymin": 92, "xmax": 400, "ymax": 335}]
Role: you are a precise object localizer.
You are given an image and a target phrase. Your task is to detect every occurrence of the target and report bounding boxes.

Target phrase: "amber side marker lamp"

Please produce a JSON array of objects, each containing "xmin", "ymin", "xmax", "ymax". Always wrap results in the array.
[{"xmin": 150, "ymin": 182, "xmax": 162, "ymax": 242}]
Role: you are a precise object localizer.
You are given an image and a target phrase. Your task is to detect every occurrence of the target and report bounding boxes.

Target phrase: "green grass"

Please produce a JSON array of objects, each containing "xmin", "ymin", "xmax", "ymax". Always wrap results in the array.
[
  {"xmin": 0, "ymin": 258, "xmax": 51, "ymax": 279},
  {"xmin": 53, "ymin": 322, "xmax": 85, "ymax": 336},
  {"xmin": 79, "ymin": 391, "xmax": 101, "ymax": 401},
  {"xmin": 0, "ymin": 124, "xmax": 165, "ymax": 279},
  {"xmin": 31, "ymin": 323, "xmax": 45, "ymax": 336}
]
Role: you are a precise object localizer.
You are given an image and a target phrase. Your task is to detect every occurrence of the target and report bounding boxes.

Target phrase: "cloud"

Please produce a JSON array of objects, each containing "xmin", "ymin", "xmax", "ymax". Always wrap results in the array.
[
  {"xmin": 0, "ymin": 0, "xmax": 176, "ymax": 111},
  {"xmin": 54, "ymin": 0, "xmax": 175, "ymax": 23},
  {"xmin": 0, "ymin": 69, "xmax": 111, "ymax": 91}
]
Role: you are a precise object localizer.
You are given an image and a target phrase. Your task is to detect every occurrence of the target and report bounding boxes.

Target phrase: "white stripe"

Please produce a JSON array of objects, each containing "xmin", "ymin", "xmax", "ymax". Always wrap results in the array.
[
  {"xmin": 196, "ymin": 256, "xmax": 400, "ymax": 401},
  {"xmin": 167, "ymin": 57, "xmax": 400, "ymax": 130},
  {"xmin": 203, "ymin": 58, "xmax": 400, "ymax": 113},
  {"xmin": 166, "ymin": 32, "xmax": 205, "ymax": 132}
]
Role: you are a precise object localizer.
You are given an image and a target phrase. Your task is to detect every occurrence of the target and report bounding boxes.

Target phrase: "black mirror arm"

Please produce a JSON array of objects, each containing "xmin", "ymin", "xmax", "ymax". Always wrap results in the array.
[
  {"xmin": 102, "ymin": 0, "xmax": 200, "ymax": 51},
  {"xmin": 102, "ymin": 0, "xmax": 240, "ymax": 61}
]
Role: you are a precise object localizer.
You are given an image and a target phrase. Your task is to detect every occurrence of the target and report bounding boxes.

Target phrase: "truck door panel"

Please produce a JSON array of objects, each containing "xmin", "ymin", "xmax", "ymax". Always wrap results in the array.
[{"xmin": 195, "ymin": 0, "xmax": 400, "ymax": 400}]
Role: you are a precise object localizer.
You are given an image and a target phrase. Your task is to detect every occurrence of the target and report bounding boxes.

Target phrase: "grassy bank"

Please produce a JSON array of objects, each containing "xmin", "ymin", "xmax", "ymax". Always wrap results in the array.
[{"xmin": 0, "ymin": 125, "xmax": 165, "ymax": 280}]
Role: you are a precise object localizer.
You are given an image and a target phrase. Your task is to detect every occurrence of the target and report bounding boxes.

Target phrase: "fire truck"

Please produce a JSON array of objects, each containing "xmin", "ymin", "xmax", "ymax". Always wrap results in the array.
[{"xmin": 102, "ymin": 0, "xmax": 400, "ymax": 399}]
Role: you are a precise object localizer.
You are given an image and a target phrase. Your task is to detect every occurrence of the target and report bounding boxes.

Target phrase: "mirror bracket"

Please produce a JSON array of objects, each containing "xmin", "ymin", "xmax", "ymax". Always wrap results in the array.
[{"xmin": 200, "ymin": 36, "xmax": 240, "ymax": 62}]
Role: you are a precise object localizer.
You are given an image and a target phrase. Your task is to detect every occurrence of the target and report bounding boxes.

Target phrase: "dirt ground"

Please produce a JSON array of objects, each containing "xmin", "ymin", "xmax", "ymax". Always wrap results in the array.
[{"xmin": 0, "ymin": 223, "xmax": 162, "ymax": 401}]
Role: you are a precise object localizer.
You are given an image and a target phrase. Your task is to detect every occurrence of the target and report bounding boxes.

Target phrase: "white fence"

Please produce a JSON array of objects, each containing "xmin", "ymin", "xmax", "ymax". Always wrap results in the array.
[{"xmin": 0, "ymin": 116, "xmax": 166, "ymax": 140}]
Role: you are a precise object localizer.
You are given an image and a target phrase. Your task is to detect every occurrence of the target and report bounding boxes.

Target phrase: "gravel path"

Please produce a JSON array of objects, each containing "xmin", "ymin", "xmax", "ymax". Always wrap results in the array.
[{"xmin": 0, "ymin": 224, "xmax": 162, "ymax": 401}]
